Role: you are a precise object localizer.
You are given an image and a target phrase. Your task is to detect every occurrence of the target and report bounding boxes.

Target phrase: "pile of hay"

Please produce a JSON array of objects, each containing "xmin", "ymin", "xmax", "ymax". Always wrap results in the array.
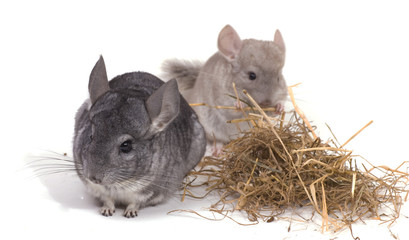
[{"xmin": 181, "ymin": 88, "xmax": 408, "ymax": 232}]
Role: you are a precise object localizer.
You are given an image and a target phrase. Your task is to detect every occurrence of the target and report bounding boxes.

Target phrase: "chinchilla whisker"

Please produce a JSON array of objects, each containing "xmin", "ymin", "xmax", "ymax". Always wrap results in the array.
[
  {"xmin": 34, "ymin": 150, "xmax": 73, "ymax": 159},
  {"xmin": 32, "ymin": 169, "xmax": 77, "ymax": 178},
  {"xmin": 26, "ymin": 154, "xmax": 75, "ymax": 166},
  {"xmin": 27, "ymin": 158, "xmax": 75, "ymax": 166},
  {"xmin": 33, "ymin": 167, "xmax": 76, "ymax": 176},
  {"xmin": 24, "ymin": 168, "xmax": 78, "ymax": 180},
  {"xmin": 116, "ymin": 169, "xmax": 184, "ymax": 182},
  {"xmin": 114, "ymin": 179, "xmax": 150, "ymax": 191},
  {"xmin": 26, "ymin": 158, "xmax": 74, "ymax": 166},
  {"xmin": 32, "ymin": 165, "xmax": 77, "ymax": 172},
  {"xmin": 25, "ymin": 153, "xmax": 78, "ymax": 178},
  {"xmin": 115, "ymin": 176, "xmax": 181, "ymax": 193},
  {"xmin": 139, "ymin": 179, "xmax": 181, "ymax": 190}
]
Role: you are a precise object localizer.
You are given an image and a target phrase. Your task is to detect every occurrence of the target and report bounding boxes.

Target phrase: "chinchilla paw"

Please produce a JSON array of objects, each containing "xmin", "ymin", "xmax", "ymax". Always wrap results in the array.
[
  {"xmin": 124, "ymin": 208, "xmax": 138, "ymax": 218},
  {"xmin": 100, "ymin": 206, "xmax": 115, "ymax": 217}
]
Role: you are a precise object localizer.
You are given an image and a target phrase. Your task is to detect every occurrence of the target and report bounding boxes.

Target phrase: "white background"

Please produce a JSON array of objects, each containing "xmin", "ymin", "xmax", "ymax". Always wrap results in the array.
[{"xmin": 1, "ymin": 0, "xmax": 409, "ymax": 239}]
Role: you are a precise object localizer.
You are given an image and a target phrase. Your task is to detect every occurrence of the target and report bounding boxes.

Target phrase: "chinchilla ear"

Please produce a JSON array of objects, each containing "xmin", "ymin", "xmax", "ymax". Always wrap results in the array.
[
  {"xmin": 217, "ymin": 25, "xmax": 242, "ymax": 61},
  {"xmin": 274, "ymin": 29, "xmax": 286, "ymax": 53},
  {"xmin": 146, "ymin": 79, "xmax": 180, "ymax": 133},
  {"xmin": 89, "ymin": 55, "xmax": 110, "ymax": 104}
]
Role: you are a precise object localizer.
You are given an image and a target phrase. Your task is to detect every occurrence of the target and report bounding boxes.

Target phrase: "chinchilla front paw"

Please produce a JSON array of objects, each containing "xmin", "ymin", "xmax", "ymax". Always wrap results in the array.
[
  {"xmin": 123, "ymin": 203, "xmax": 139, "ymax": 218},
  {"xmin": 100, "ymin": 202, "xmax": 115, "ymax": 217}
]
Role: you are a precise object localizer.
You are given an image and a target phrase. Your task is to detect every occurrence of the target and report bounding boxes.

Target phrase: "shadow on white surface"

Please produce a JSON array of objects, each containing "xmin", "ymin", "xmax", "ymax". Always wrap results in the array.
[
  {"xmin": 38, "ymin": 172, "xmax": 95, "ymax": 210},
  {"xmin": 23, "ymin": 151, "xmax": 214, "ymax": 220}
]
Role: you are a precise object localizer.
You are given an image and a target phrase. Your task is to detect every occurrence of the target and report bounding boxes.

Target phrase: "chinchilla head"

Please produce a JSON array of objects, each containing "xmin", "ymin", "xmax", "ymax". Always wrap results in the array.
[
  {"xmin": 75, "ymin": 56, "xmax": 181, "ymax": 187},
  {"xmin": 217, "ymin": 25, "xmax": 288, "ymax": 108}
]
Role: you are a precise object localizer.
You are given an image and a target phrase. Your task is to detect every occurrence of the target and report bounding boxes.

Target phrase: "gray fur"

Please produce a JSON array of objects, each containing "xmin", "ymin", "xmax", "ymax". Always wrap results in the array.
[
  {"xmin": 161, "ymin": 59, "xmax": 203, "ymax": 91},
  {"xmin": 73, "ymin": 56, "xmax": 206, "ymax": 217},
  {"xmin": 146, "ymin": 79, "xmax": 180, "ymax": 133},
  {"xmin": 162, "ymin": 25, "xmax": 288, "ymax": 146},
  {"xmin": 89, "ymin": 56, "xmax": 110, "ymax": 104}
]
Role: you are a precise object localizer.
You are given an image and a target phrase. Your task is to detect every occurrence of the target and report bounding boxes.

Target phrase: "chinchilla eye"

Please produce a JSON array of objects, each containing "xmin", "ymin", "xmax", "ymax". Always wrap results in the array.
[
  {"xmin": 120, "ymin": 140, "xmax": 133, "ymax": 154},
  {"xmin": 248, "ymin": 72, "xmax": 257, "ymax": 80}
]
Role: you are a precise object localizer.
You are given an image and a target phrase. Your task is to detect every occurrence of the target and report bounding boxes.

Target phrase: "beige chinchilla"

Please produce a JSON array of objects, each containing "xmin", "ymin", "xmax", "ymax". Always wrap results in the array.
[{"xmin": 162, "ymin": 25, "xmax": 288, "ymax": 154}]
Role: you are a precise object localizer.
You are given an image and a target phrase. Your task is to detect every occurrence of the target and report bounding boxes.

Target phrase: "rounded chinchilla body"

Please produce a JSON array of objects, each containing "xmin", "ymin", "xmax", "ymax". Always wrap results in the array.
[
  {"xmin": 73, "ymin": 56, "xmax": 206, "ymax": 217},
  {"xmin": 162, "ymin": 25, "xmax": 288, "ymax": 152}
]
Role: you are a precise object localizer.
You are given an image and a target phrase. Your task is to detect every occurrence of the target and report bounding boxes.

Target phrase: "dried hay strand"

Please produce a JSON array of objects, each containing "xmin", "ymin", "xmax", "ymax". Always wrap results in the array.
[{"xmin": 180, "ymin": 86, "xmax": 409, "ymax": 233}]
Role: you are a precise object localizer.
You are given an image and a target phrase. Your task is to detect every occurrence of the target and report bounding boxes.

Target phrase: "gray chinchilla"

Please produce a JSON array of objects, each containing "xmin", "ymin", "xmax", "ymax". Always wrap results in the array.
[
  {"xmin": 73, "ymin": 56, "xmax": 206, "ymax": 217},
  {"xmin": 162, "ymin": 25, "xmax": 288, "ymax": 153}
]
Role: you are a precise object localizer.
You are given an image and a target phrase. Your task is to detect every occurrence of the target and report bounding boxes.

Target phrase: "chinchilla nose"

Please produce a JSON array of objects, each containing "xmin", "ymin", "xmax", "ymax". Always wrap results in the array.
[
  {"xmin": 89, "ymin": 175, "xmax": 102, "ymax": 184},
  {"xmin": 259, "ymin": 100, "xmax": 272, "ymax": 107}
]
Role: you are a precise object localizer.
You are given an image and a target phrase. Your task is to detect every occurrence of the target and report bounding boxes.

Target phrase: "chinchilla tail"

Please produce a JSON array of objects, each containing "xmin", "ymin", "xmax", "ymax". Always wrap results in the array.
[{"xmin": 161, "ymin": 59, "xmax": 203, "ymax": 91}]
